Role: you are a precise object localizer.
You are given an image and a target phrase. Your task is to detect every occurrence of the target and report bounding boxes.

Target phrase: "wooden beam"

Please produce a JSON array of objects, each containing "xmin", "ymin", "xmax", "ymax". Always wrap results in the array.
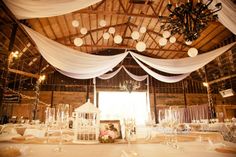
[
  {"xmin": 208, "ymin": 74, "xmax": 236, "ymax": 85},
  {"xmin": 74, "ymin": 10, "xmax": 158, "ymax": 19},
  {"xmin": 56, "ymin": 22, "xmax": 127, "ymax": 42},
  {"xmin": 68, "ymin": 44, "xmax": 187, "ymax": 53},
  {"xmin": 8, "ymin": 68, "xmax": 39, "ymax": 79}
]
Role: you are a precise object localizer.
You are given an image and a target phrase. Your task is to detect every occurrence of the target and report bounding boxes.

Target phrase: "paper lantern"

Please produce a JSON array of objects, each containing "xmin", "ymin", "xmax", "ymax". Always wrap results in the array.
[
  {"xmin": 185, "ymin": 40, "xmax": 193, "ymax": 45},
  {"xmin": 108, "ymin": 27, "xmax": 115, "ymax": 34},
  {"xmin": 139, "ymin": 26, "xmax": 147, "ymax": 33},
  {"xmin": 72, "ymin": 20, "xmax": 79, "ymax": 27},
  {"xmin": 188, "ymin": 47, "xmax": 198, "ymax": 57},
  {"xmin": 159, "ymin": 37, "xmax": 167, "ymax": 46},
  {"xmin": 99, "ymin": 20, "xmax": 106, "ymax": 27},
  {"xmin": 103, "ymin": 32, "xmax": 110, "ymax": 40},
  {"xmin": 136, "ymin": 41, "xmax": 146, "ymax": 52},
  {"xmin": 80, "ymin": 28, "xmax": 87, "ymax": 35},
  {"xmin": 74, "ymin": 37, "xmax": 83, "ymax": 47},
  {"xmin": 169, "ymin": 36, "xmax": 176, "ymax": 43},
  {"xmin": 114, "ymin": 35, "xmax": 122, "ymax": 44},
  {"xmin": 162, "ymin": 31, "xmax": 171, "ymax": 38},
  {"xmin": 131, "ymin": 31, "xmax": 140, "ymax": 40}
]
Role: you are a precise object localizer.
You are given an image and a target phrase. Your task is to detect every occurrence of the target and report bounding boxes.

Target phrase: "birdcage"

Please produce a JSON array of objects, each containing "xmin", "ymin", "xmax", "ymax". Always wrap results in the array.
[{"xmin": 73, "ymin": 99, "xmax": 100, "ymax": 144}]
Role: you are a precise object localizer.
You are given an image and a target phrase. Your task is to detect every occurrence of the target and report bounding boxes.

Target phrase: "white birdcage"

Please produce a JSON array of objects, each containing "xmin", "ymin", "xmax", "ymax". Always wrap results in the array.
[{"xmin": 73, "ymin": 99, "xmax": 100, "ymax": 144}]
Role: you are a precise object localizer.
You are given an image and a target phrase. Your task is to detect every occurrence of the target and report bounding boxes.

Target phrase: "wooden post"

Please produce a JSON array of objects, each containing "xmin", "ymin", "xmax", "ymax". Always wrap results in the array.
[
  {"xmin": 182, "ymin": 80, "xmax": 187, "ymax": 108},
  {"xmin": 152, "ymin": 78, "xmax": 158, "ymax": 123}
]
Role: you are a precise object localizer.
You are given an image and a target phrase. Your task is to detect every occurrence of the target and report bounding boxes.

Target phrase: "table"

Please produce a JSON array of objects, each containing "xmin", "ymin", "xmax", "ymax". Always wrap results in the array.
[{"xmin": 0, "ymin": 141, "xmax": 235, "ymax": 157}]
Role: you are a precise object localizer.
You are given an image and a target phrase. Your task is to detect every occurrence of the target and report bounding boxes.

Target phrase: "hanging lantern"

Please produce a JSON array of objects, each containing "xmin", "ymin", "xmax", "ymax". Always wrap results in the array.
[
  {"xmin": 99, "ymin": 20, "xmax": 106, "ymax": 27},
  {"xmin": 72, "ymin": 20, "xmax": 79, "ymax": 27},
  {"xmin": 74, "ymin": 37, "xmax": 83, "ymax": 47},
  {"xmin": 139, "ymin": 26, "xmax": 147, "ymax": 33},
  {"xmin": 159, "ymin": 37, "xmax": 167, "ymax": 46},
  {"xmin": 169, "ymin": 36, "xmax": 176, "ymax": 43},
  {"xmin": 80, "ymin": 28, "xmax": 88, "ymax": 35},
  {"xmin": 185, "ymin": 40, "xmax": 193, "ymax": 45},
  {"xmin": 103, "ymin": 32, "xmax": 110, "ymax": 40},
  {"xmin": 162, "ymin": 31, "xmax": 171, "ymax": 38},
  {"xmin": 136, "ymin": 41, "xmax": 146, "ymax": 52},
  {"xmin": 131, "ymin": 31, "xmax": 140, "ymax": 40},
  {"xmin": 114, "ymin": 35, "xmax": 122, "ymax": 44},
  {"xmin": 108, "ymin": 27, "xmax": 116, "ymax": 34},
  {"xmin": 187, "ymin": 47, "xmax": 198, "ymax": 57}
]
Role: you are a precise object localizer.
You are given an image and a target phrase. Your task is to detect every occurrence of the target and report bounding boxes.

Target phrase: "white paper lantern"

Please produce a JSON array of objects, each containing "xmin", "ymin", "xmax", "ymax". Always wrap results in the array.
[
  {"xmin": 99, "ymin": 20, "xmax": 106, "ymax": 27},
  {"xmin": 72, "ymin": 20, "xmax": 79, "ymax": 27},
  {"xmin": 185, "ymin": 40, "xmax": 193, "ymax": 45},
  {"xmin": 80, "ymin": 28, "xmax": 87, "ymax": 35},
  {"xmin": 131, "ymin": 31, "xmax": 140, "ymax": 40},
  {"xmin": 114, "ymin": 35, "xmax": 122, "ymax": 44},
  {"xmin": 136, "ymin": 41, "xmax": 146, "ymax": 52},
  {"xmin": 139, "ymin": 26, "xmax": 147, "ymax": 33},
  {"xmin": 108, "ymin": 27, "xmax": 115, "ymax": 34},
  {"xmin": 159, "ymin": 37, "xmax": 167, "ymax": 46},
  {"xmin": 162, "ymin": 31, "xmax": 171, "ymax": 38},
  {"xmin": 74, "ymin": 37, "xmax": 83, "ymax": 47},
  {"xmin": 103, "ymin": 32, "xmax": 110, "ymax": 40},
  {"xmin": 188, "ymin": 47, "xmax": 198, "ymax": 57},
  {"xmin": 169, "ymin": 36, "xmax": 176, "ymax": 43}
]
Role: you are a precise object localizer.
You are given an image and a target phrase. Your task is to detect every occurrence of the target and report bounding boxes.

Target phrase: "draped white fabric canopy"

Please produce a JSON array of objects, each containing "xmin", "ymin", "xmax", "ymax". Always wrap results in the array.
[
  {"xmin": 22, "ymin": 25, "xmax": 235, "ymax": 82},
  {"xmin": 3, "ymin": 0, "xmax": 102, "ymax": 19},
  {"xmin": 208, "ymin": 0, "xmax": 236, "ymax": 35},
  {"xmin": 129, "ymin": 42, "xmax": 236, "ymax": 74}
]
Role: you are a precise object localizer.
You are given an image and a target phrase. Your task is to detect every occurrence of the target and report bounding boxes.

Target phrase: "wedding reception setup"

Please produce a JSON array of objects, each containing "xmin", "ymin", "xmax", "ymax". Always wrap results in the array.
[{"xmin": 0, "ymin": 0, "xmax": 236, "ymax": 157}]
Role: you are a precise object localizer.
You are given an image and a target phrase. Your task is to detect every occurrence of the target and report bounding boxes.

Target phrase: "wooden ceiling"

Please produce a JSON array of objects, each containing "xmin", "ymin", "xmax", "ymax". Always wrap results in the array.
[{"xmin": 0, "ymin": 0, "xmax": 236, "ymax": 90}]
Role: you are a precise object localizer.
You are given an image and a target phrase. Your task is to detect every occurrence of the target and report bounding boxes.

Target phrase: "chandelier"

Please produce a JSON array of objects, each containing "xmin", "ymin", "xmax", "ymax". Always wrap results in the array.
[
  {"xmin": 119, "ymin": 80, "xmax": 141, "ymax": 93},
  {"xmin": 159, "ymin": 0, "xmax": 222, "ymax": 42}
]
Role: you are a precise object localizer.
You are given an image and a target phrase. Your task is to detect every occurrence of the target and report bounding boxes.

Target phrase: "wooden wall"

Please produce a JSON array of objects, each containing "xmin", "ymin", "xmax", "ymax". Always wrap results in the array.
[{"xmin": 3, "ymin": 90, "xmax": 235, "ymax": 122}]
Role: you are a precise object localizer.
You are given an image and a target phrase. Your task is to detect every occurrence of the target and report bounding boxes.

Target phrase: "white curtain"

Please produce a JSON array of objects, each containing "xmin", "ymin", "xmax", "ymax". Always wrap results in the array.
[
  {"xmin": 208, "ymin": 0, "xmax": 236, "ymax": 35},
  {"xmin": 129, "ymin": 42, "xmax": 236, "ymax": 74},
  {"xmin": 131, "ymin": 56, "xmax": 190, "ymax": 83},
  {"xmin": 23, "ymin": 25, "xmax": 128, "ymax": 79},
  {"xmin": 3, "ymin": 0, "xmax": 101, "ymax": 19},
  {"xmin": 98, "ymin": 66, "xmax": 123, "ymax": 80}
]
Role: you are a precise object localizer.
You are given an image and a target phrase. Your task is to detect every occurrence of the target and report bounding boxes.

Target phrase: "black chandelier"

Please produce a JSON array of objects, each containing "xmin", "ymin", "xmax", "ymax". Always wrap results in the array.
[{"xmin": 159, "ymin": 0, "xmax": 222, "ymax": 42}]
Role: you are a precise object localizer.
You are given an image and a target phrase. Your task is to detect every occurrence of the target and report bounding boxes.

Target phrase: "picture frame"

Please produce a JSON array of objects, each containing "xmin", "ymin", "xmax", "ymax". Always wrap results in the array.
[{"xmin": 100, "ymin": 120, "xmax": 122, "ymax": 139}]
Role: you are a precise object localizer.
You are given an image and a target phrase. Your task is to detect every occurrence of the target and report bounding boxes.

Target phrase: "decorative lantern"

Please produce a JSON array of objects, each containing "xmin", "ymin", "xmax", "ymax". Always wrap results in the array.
[{"xmin": 73, "ymin": 99, "xmax": 100, "ymax": 144}]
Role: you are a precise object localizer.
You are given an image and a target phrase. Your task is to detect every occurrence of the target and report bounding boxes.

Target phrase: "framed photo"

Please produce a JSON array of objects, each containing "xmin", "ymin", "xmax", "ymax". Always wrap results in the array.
[{"xmin": 100, "ymin": 120, "xmax": 122, "ymax": 139}]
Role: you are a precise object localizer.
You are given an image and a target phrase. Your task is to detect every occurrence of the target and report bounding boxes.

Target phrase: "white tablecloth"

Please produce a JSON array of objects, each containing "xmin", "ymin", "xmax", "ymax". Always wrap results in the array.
[{"xmin": 0, "ymin": 141, "xmax": 235, "ymax": 157}]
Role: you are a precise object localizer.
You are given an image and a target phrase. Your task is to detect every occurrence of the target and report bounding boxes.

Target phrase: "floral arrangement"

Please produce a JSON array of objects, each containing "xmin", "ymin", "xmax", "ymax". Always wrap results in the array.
[{"xmin": 99, "ymin": 123, "xmax": 118, "ymax": 143}]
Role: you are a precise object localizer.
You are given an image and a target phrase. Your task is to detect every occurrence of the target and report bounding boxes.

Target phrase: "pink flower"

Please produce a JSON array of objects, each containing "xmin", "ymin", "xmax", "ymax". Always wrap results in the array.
[
  {"xmin": 100, "ymin": 130, "xmax": 108, "ymax": 136},
  {"xmin": 107, "ymin": 130, "xmax": 115, "ymax": 139}
]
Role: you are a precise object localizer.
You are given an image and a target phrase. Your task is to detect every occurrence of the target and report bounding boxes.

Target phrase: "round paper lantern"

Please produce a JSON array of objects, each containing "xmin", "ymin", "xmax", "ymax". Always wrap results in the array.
[
  {"xmin": 80, "ymin": 28, "xmax": 87, "ymax": 35},
  {"xmin": 103, "ymin": 32, "xmax": 110, "ymax": 40},
  {"xmin": 169, "ymin": 36, "xmax": 176, "ymax": 43},
  {"xmin": 74, "ymin": 37, "xmax": 83, "ymax": 47},
  {"xmin": 187, "ymin": 47, "xmax": 198, "ymax": 57},
  {"xmin": 72, "ymin": 20, "xmax": 79, "ymax": 27},
  {"xmin": 99, "ymin": 20, "xmax": 106, "ymax": 27},
  {"xmin": 162, "ymin": 31, "xmax": 171, "ymax": 38},
  {"xmin": 185, "ymin": 40, "xmax": 193, "ymax": 45},
  {"xmin": 159, "ymin": 37, "xmax": 167, "ymax": 46},
  {"xmin": 136, "ymin": 41, "xmax": 146, "ymax": 52},
  {"xmin": 139, "ymin": 26, "xmax": 147, "ymax": 33},
  {"xmin": 108, "ymin": 27, "xmax": 115, "ymax": 34},
  {"xmin": 114, "ymin": 35, "xmax": 122, "ymax": 44},
  {"xmin": 131, "ymin": 31, "xmax": 140, "ymax": 40}
]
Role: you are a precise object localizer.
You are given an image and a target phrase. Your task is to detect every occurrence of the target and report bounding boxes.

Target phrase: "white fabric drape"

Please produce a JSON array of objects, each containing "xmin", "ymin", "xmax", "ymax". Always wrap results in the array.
[
  {"xmin": 208, "ymin": 0, "xmax": 236, "ymax": 35},
  {"xmin": 23, "ymin": 25, "xmax": 128, "ymax": 79},
  {"xmin": 131, "ymin": 56, "xmax": 190, "ymax": 83},
  {"xmin": 3, "ymin": 0, "xmax": 101, "ymax": 19},
  {"xmin": 129, "ymin": 42, "xmax": 236, "ymax": 74},
  {"xmin": 98, "ymin": 66, "xmax": 123, "ymax": 80},
  {"xmin": 123, "ymin": 66, "xmax": 148, "ymax": 81}
]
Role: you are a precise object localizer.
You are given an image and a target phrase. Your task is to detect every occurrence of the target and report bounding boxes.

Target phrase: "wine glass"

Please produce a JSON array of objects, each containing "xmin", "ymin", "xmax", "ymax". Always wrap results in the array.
[
  {"xmin": 44, "ymin": 107, "xmax": 55, "ymax": 143},
  {"xmin": 54, "ymin": 104, "xmax": 69, "ymax": 152}
]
